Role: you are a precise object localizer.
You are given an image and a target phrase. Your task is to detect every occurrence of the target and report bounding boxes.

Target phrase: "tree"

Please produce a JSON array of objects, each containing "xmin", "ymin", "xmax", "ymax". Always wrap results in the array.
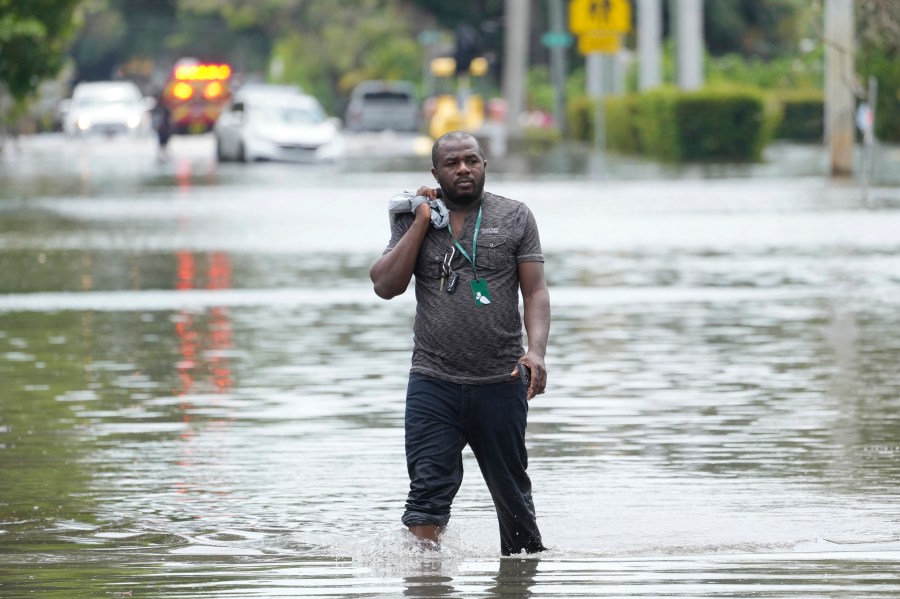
[
  {"xmin": 179, "ymin": 0, "xmax": 430, "ymax": 114},
  {"xmin": 703, "ymin": 0, "xmax": 810, "ymax": 60},
  {"xmin": 857, "ymin": 0, "xmax": 900, "ymax": 53},
  {"xmin": 67, "ymin": 0, "xmax": 271, "ymax": 91},
  {"xmin": 0, "ymin": 0, "xmax": 81, "ymax": 103}
]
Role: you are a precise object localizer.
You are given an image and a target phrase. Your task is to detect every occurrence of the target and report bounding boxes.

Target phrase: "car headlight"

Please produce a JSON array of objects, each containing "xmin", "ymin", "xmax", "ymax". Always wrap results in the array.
[
  {"xmin": 127, "ymin": 113, "xmax": 142, "ymax": 129},
  {"xmin": 77, "ymin": 115, "xmax": 91, "ymax": 130}
]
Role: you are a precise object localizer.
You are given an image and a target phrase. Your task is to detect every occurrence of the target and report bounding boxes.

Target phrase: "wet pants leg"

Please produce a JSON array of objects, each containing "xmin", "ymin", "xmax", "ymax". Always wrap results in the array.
[
  {"xmin": 402, "ymin": 374, "xmax": 465, "ymax": 529},
  {"xmin": 466, "ymin": 379, "xmax": 545, "ymax": 555},
  {"xmin": 401, "ymin": 374, "xmax": 545, "ymax": 555}
]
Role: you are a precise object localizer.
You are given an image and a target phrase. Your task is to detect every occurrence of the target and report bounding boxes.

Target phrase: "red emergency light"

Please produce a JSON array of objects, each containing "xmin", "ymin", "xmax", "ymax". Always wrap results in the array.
[
  {"xmin": 174, "ymin": 63, "xmax": 232, "ymax": 82},
  {"xmin": 203, "ymin": 81, "xmax": 224, "ymax": 100},
  {"xmin": 171, "ymin": 82, "xmax": 194, "ymax": 100}
]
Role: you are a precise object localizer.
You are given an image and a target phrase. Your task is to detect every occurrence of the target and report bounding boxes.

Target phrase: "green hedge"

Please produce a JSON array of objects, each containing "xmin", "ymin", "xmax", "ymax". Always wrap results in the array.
[
  {"xmin": 674, "ymin": 87, "xmax": 767, "ymax": 161},
  {"xmin": 569, "ymin": 86, "xmax": 768, "ymax": 162},
  {"xmin": 634, "ymin": 88, "xmax": 682, "ymax": 160},
  {"xmin": 566, "ymin": 96, "xmax": 594, "ymax": 142},
  {"xmin": 567, "ymin": 94, "xmax": 642, "ymax": 154},
  {"xmin": 605, "ymin": 94, "xmax": 642, "ymax": 154},
  {"xmin": 773, "ymin": 90, "xmax": 823, "ymax": 142}
]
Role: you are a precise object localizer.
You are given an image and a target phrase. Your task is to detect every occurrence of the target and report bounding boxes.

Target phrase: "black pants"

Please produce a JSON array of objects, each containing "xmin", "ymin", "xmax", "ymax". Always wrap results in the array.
[{"xmin": 401, "ymin": 373, "xmax": 545, "ymax": 555}]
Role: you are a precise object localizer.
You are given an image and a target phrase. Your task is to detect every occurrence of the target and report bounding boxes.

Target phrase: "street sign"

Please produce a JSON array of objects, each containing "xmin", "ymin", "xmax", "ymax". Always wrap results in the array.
[
  {"xmin": 541, "ymin": 31, "xmax": 574, "ymax": 48},
  {"xmin": 578, "ymin": 32, "xmax": 621, "ymax": 54},
  {"xmin": 417, "ymin": 30, "xmax": 442, "ymax": 45},
  {"xmin": 569, "ymin": 0, "xmax": 632, "ymax": 34}
]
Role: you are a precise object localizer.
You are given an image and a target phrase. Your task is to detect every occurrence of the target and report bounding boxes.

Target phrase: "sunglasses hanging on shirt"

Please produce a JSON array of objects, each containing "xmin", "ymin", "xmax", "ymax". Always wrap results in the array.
[{"xmin": 440, "ymin": 247, "xmax": 458, "ymax": 293}]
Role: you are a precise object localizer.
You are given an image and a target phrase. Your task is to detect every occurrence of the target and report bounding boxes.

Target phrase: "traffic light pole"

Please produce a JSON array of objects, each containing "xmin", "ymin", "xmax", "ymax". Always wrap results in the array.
[
  {"xmin": 503, "ymin": 0, "xmax": 530, "ymax": 140},
  {"xmin": 548, "ymin": 0, "xmax": 568, "ymax": 133}
]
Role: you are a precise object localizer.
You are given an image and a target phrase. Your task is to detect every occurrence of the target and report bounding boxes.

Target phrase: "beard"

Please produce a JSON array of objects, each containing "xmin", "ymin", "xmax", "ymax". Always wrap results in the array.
[{"xmin": 440, "ymin": 170, "xmax": 486, "ymax": 206}]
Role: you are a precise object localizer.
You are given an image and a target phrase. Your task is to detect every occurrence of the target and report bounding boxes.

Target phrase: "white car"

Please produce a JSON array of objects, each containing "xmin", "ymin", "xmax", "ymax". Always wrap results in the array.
[
  {"xmin": 345, "ymin": 80, "xmax": 419, "ymax": 133},
  {"xmin": 214, "ymin": 91, "xmax": 344, "ymax": 163},
  {"xmin": 61, "ymin": 81, "xmax": 154, "ymax": 137}
]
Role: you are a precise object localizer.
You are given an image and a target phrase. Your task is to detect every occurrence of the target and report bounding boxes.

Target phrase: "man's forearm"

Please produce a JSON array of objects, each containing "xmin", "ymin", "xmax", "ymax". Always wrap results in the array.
[
  {"xmin": 370, "ymin": 216, "xmax": 430, "ymax": 299},
  {"xmin": 522, "ymin": 288, "xmax": 550, "ymax": 357}
]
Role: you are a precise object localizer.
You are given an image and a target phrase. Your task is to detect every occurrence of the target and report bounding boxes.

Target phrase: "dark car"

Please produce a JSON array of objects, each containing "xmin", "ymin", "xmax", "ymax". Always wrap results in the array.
[{"xmin": 345, "ymin": 80, "xmax": 419, "ymax": 133}]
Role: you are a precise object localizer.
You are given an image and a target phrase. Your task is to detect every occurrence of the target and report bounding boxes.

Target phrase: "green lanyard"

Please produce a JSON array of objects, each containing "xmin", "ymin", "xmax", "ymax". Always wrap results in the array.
[{"xmin": 448, "ymin": 204, "xmax": 483, "ymax": 281}]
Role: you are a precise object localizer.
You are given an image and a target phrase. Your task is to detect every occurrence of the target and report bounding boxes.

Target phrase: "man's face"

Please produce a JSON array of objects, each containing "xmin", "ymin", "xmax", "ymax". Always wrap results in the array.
[{"xmin": 431, "ymin": 138, "xmax": 486, "ymax": 206}]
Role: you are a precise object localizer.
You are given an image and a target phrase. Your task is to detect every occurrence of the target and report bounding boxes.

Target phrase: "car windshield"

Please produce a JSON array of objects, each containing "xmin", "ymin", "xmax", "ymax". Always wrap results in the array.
[
  {"xmin": 361, "ymin": 91, "xmax": 413, "ymax": 105},
  {"xmin": 253, "ymin": 103, "xmax": 324, "ymax": 125},
  {"xmin": 73, "ymin": 87, "xmax": 141, "ymax": 107}
]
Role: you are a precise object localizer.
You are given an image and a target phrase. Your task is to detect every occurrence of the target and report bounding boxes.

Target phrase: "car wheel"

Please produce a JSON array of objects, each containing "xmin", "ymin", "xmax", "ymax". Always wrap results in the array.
[{"xmin": 237, "ymin": 141, "xmax": 248, "ymax": 163}]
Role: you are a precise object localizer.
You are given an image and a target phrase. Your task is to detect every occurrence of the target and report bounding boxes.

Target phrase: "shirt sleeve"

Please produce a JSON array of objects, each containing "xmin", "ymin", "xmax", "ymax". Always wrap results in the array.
[
  {"xmin": 383, "ymin": 213, "xmax": 413, "ymax": 254},
  {"xmin": 516, "ymin": 204, "xmax": 544, "ymax": 263}
]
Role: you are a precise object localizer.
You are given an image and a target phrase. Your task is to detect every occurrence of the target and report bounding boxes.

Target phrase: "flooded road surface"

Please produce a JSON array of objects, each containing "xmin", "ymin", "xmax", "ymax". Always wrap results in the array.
[{"xmin": 1, "ymin": 134, "xmax": 900, "ymax": 597}]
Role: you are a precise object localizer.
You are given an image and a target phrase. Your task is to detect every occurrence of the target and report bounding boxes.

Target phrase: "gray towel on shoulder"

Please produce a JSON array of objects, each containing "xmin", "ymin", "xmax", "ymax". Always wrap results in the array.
[{"xmin": 388, "ymin": 191, "xmax": 449, "ymax": 229}]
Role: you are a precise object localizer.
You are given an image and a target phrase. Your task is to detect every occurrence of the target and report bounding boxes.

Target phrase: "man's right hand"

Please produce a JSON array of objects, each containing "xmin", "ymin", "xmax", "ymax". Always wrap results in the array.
[
  {"xmin": 371, "ymin": 189, "xmax": 436, "ymax": 299},
  {"xmin": 415, "ymin": 201, "xmax": 431, "ymax": 222}
]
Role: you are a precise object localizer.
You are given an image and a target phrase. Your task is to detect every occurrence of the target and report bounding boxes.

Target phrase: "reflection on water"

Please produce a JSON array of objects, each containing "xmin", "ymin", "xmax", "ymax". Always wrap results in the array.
[{"xmin": 2, "ymin": 169, "xmax": 900, "ymax": 597}]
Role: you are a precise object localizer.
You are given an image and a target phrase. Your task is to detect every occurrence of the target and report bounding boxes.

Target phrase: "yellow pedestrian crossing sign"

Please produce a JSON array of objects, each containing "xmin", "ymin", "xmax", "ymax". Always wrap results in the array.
[
  {"xmin": 569, "ymin": 0, "xmax": 631, "ymax": 34},
  {"xmin": 578, "ymin": 32, "xmax": 621, "ymax": 54}
]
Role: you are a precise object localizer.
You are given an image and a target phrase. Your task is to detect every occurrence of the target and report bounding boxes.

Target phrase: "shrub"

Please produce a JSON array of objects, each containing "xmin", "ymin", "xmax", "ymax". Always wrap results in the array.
[
  {"xmin": 605, "ymin": 94, "xmax": 641, "ymax": 154},
  {"xmin": 566, "ymin": 95, "xmax": 594, "ymax": 142},
  {"xmin": 705, "ymin": 48, "xmax": 825, "ymax": 92},
  {"xmin": 522, "ymin": 126, "xmax": 563, "ymax": 155},
  {"xmin": 672, "ymin": 86, "xmax": 767, "ymax": 161},
  {"xmin": 566, "ymin": 94, "xmax": 641, "ymax": 154},
  {"xmin": 773, "ymin": 89, "xmax": 823, "ymax": 142},
  {"xmin": 635, "ymin": 87, "xmax": 680, "ymax": 160},
  {"xmin": 566, "ymin": 86, "xmax": 768, "ymax": 162}
]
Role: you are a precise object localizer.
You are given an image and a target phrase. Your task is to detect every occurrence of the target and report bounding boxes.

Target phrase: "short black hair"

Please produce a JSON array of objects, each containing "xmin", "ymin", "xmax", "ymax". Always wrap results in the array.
[{"xmin": 432, "ymin": 131, "xmax": 485, "ymax": 167}]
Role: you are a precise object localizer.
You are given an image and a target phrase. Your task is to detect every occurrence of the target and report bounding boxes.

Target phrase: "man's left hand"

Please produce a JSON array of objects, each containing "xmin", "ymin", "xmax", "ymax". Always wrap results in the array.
[
  {"xmin": 511, "ymin": 354, "xmax": 547, "ymax": 401},
  {"xmin": 415, "ymin": 186, "xmax": 441, "ymax": 200}
]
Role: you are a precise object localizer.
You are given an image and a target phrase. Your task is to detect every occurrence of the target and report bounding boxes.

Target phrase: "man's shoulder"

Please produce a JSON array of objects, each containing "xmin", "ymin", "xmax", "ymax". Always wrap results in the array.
[
  {"xmin": 483, "ymin": 191, "xmax": 526, "ymax": 215},
  {"xmin": 484, "ymin": 190, "xmax": 519, "ymax": 205}
]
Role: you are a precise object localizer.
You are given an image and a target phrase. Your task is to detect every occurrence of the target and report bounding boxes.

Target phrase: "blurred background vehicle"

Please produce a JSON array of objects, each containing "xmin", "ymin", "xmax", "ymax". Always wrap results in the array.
[
  {"xmin": 234, "ymin": 83, "xmax": 304, "ymax": 102},
  {"xmin": 344, "ymin": 80, "xmax": 419, "ymax": 133},
  {"xmin": 213, "ymin": 89, "xmax": 344, "ymax": 163},
  {"xmin": 161, "ymin": 58, "xmax": 233, "ymax": 134},
  {"xmin": 60, "ymin": 81, "xmax": 154, "ymax": 137},
  {"xmin": 424, "ymin": 56, "xmax": 490, "ymax": 141}
]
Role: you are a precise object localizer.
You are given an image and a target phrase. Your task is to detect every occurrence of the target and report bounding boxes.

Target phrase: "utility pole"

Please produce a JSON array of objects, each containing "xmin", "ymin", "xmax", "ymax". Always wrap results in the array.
[
  {"xmin": 825, "ymin": 0, "xmax": 856, "ymax": 177},
  {"xmin": 638, "ymin": 0, "xmax": 662, "ymax": 90},
  {"xmin": 503, "ymin": 0, "xmax": 530, "ymax": 140},
  {"xmin": 548, "ymin": 0, "xmax": 568, "ymax": 133},
  {"xmin": 674, "ymin": 0, "xmax": 703, "ymax": 90}
]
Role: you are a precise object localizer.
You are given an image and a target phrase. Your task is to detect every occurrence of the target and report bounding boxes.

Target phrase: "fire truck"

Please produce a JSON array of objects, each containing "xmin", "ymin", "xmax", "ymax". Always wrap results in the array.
[{"xmin": 162, "ymin": 58, "xmax": 233, "ymax": 134}]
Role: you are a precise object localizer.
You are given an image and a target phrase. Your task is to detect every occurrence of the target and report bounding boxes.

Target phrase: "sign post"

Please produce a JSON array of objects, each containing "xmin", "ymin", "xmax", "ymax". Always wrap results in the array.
[
  {"xmin": 569, "ymin": 0, "xmax": 632, "ymax": 156},
  {"xmin": 543, "ymin": 0, "xmax": 572, "ymax": 133}
]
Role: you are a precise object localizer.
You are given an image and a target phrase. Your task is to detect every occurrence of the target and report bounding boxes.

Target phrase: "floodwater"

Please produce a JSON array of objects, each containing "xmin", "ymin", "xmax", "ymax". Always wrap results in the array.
[{"xmin": 1, "ymin": 134, "xmax": 900, "ymax": 597}]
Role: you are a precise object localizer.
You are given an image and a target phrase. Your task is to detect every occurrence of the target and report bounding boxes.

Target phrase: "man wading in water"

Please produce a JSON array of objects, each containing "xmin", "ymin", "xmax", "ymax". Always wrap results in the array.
[{"xmin": 370, "ymin": 131, "xmax": 550, "ymax": 555}]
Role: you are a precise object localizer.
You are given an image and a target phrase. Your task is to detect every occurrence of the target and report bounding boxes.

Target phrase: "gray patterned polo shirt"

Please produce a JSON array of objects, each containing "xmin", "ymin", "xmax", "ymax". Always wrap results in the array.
[{"xmin": 383, "ymin": 191, "xmax": 544, "ymax": 384}]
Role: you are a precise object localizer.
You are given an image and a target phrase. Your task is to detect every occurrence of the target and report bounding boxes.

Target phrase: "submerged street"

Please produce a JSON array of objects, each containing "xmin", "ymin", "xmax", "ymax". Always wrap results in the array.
[{"xmin": 1, "ymin": 133, "xmax": 900, "ymax": 597}]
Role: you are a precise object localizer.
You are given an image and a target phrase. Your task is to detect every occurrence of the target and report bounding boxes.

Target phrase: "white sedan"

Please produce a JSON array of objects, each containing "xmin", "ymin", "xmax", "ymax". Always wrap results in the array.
[
  {"xmin": 214, "ymin": 92, "xmax": 345, "ymax": 163},
  {"xmin": 61, "ymin": 81, "xmax": 154, "ymax": 137}
]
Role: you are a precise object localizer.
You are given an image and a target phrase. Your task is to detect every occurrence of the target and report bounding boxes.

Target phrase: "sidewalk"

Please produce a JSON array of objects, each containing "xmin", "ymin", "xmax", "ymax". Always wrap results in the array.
[{"xmin": 485, "ymin": 134, "xmax": 900, "ymax": 186}]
